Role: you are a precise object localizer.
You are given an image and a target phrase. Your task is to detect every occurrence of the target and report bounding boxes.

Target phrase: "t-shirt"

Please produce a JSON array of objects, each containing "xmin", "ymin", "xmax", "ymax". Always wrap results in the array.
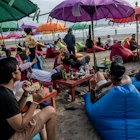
[
  {"xmin": 0, "ymin": 86, "xmax": 20, "ymax": 140},
  {"xmin": 106, "ymin": 37, "xmax": 114, "ymax": 46},
  {"xmin": 25, "ymin": 35, "xmax": 37, "ymax": 48}
]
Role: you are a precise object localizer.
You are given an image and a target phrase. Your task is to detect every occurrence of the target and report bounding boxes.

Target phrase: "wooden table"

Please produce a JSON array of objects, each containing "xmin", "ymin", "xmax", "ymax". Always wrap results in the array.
[
  {"xmin": 53, "ymin": 75, "xmax": 93, "ymax": 101},
  {"xmin": 96, "ymin": 63, "xmax": 110, "ymax": 72},
  {"xmin": 41, "ymin": 88, "xmax": 57, "ymax": 110}
]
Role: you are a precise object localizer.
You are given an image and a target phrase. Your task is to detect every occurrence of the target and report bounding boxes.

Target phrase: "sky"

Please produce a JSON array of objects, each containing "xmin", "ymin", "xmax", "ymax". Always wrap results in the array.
[{"xmin": 19, "ymin": 0, "xmax": 137, "ymax": 26}]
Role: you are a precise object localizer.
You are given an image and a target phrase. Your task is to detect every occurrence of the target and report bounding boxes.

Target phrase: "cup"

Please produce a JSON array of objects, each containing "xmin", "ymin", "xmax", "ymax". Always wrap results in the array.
[{"xmin": 49, "ymin": 86, "xmax": 53, "ymax": 92}]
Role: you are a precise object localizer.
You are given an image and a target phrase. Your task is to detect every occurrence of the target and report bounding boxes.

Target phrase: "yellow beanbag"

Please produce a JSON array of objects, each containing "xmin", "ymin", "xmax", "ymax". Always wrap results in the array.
[{"xmin": 76, "ymin": 53, "xmax": 83, "ymax": 58}]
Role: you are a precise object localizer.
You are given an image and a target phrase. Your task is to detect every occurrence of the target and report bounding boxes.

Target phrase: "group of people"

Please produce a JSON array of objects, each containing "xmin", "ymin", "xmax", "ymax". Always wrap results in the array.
[
  {"xmin": 1, "ymin": 25, "xmax": 140, "ymax": 140},
  {"xmin": 85, "ymin": 34, "xmax": 114, "ymax": 49},
  {"xmin": 0, "ymin": 27, "xmax": 93, "ymax": 140}
]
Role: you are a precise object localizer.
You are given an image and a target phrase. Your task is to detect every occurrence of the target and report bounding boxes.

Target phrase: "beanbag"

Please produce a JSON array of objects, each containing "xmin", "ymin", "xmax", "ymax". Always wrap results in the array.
[
  {"xmin": 28, "ymin": 54, "xmax": 44, "ymax": 70},
  {"xmin": 57, "ymin": 41, "xmax": 66, "ymax": 50},
  {"xmin": 87, "ymin": 46, "xmax": 105, "ymax": 53},
  {"xmin": 46, "ymin": 48, "xmax": 55, "ymax": 58},
  {"xmin": 9, "ymin": 47, "xmax": 16, "ymax": 52},
  {"xmin": 84, "ymin": 84, "xmax": 140, "ymax": 140},
  {"xmin": 76, "ymin": 42, "xmax": 85, "ymax": 52},
  {"xmin": 131, "ymin": 77, "xmax": 140, "ymax": 92},
  {"xmin": 76, "ymin": 53, "xmax": 83, "ymax": 58},
  {"xmin": 32, "ymin": 133, "xmax": 41, "ymax": 140},
  {"xmin": 110, "ymin": 42, "xmax": 133, "ymax": 62},
  {"xmin": 36, "ymin": 50, "xmax": 46, "ymax": 56}
]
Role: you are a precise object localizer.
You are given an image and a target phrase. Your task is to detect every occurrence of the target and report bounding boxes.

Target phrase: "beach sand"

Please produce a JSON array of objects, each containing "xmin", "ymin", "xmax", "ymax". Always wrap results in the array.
[{"xmin": 8, "ymin": 33, "xmax": 140, "ymax": 140}]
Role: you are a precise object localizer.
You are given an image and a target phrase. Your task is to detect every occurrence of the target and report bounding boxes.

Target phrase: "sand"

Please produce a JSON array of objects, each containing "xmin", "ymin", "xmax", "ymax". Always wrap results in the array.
[{"xmin": 8, "ymin": 33, "xmax": 140, "ymax": 140}]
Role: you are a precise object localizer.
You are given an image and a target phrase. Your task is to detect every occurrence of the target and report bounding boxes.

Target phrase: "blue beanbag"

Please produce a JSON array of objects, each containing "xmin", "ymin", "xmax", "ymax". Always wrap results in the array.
[
  {"xmin": 28, "ymin": 54, "xmax": 44, "ymax": 70},
  {"xmin": 131, "ymin": 77, "xmax": 140, "ymax": 92},
  {"xmin": 84, "ymin": 84, "xmax": 140, "ymax": 140},
  {"xmin": 32, "ymin": 133, "xmax": 41, "ymax": 140}
]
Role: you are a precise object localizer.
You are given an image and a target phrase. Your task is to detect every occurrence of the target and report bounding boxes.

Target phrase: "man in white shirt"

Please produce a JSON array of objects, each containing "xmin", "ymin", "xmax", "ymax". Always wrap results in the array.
[
  {"xmin": 27, "ymin": 65, "xmax": 63, "ymax": 82},
  {"xmin": 106, "ymin": 35, "xmax": 114, "ymax": 49}
]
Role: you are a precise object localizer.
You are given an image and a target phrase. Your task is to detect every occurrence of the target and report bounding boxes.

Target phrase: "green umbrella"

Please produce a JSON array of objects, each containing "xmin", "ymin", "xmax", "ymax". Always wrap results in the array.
[
  {"xmin": 70, "ymin": 22, "xmax": 91, "ymax": 41},
  {"xmin": 0, "ymin": 0, "xmax": 38, "ymax": 22},
  {"xmin": 0, "ymin": 21, "xmax": 19, "ymax": 32},
  {"xmin": 70, "ymin": 22, "xmax": 91, "ymax": 30}
]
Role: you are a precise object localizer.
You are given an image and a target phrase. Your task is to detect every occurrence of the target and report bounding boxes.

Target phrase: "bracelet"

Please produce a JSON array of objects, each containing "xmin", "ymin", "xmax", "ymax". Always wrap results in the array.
[
  {"xmin": 22, "ymin": 94, "xmax": 28, "ymax": 97},
  {"xmin": 32, "ymin": 101, "xmax": 39, "ymax": 105}
]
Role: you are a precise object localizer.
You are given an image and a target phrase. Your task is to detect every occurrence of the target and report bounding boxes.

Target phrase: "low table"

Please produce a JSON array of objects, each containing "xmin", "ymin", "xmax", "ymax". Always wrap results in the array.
[
  {"xmin": 96, "ymin": 63, "xmax": 110, "ymax": 72},
  {"xmin": 53, "ymin": 75, "xmax": 93, "ymax": 101},
  {"xmin": 41, "ymin": 88, "xmax": 57, "ymax": 110}
]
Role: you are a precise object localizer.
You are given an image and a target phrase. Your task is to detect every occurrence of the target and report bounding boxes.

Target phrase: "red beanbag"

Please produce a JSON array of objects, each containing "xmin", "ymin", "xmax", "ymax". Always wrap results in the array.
[
  {"xmin": 46, "ymin": 48, "xmax": 55, "ymax": 58},
  {"xmin": 110, "ymin": 42, "xmax": 133, "ymax": 62},
  {"xmin": 87, "ymin": 46, "xmax": 105, "ymax": 53},
  {"xmin": 9, "ymin": 47, "xmax": 16, "ymax": 52}
]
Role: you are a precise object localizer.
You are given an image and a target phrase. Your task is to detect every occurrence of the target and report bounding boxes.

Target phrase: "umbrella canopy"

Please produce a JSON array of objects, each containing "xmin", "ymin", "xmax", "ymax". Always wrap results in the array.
[
  {"xmin": 111, "ymin": 7, "xmax": 140, "ymax": 23},
  {"xmin": 50, "ymin": 0, "xmax": 135, "ymax": 70},
  {"xmin": 36, "ymin": 21, "xmax": 68, "ymax": 34},
  {"xmin": 21, "ymin": 23, "xmax": 36, "ymax": 30},
  {"xmin": 0, "ymin": 21, "xmax": 19, "ymax": 32},
  {"xmin": 0, "ymin": 0, "xmax": 38, "ymax": 22},
  {"xmin": 50, "ymin": 0, "xmax": 134, "ymax": 22},
  {"xmin": 70, "ymin": 22, "xmax": 91, "ymax": 30},
  {"xmin": 6, "ymin": 32, "xmax": 22, "ymax": 38}
]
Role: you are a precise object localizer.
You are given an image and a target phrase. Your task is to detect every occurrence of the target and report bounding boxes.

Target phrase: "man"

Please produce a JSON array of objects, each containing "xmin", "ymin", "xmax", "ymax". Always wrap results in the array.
[
  {"xmin": 61, "ymin": 51, "xmax": 82, "ymax": 69},
  {"xmin": 63, "ymin": 28, "xmax": 76, "ymax": 55},
  {"xmin": 106, "ymin": 35, "xmax": 114, "ymax": 49},
  {"xmin": 129, "ymin": 34, "xmax": 138, "ymax": 51},
  {"xmin": 89, "ymin": 62, "xmax": 131, "ymax": 102},
  {"xmin": 0, "ymin": 57, "xmax": 56, "ymax": 140},
  {"xmin": 96, "ymin": 37, "xmax": 104, "ymax": 48},
  {"xmin": 27, "ymin": 65, "xmax": 63, "ymax": 82}
]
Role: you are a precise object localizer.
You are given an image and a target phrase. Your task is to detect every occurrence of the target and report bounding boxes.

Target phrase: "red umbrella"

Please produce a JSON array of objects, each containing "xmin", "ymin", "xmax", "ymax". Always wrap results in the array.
[
  {"xmin": 111, "ymin": 4, "xmax": 140, "ymax": 55},
  {"xmin": 111, "ymin": 7, "xmax": 140, "ymax": 23}
]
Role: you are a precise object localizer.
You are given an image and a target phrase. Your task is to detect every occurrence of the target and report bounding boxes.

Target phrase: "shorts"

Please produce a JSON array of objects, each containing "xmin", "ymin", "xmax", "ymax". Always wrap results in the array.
[
  {"xmin": 96, "ymin": 80, "xmax": 109, "ymax": 95},
  {"xmin": 9, "ymin": 113, "xmax": 44, "ymax": 140}
]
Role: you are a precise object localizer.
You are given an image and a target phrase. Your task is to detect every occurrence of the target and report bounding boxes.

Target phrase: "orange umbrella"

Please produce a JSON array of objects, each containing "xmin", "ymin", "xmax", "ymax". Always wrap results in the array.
[{"xmin": 36, "ymin": 21, "xmax": 68, "ymax": 34}]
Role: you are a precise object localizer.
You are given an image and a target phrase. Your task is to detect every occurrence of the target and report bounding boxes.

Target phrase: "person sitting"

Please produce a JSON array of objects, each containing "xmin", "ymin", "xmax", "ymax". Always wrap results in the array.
[
  {"xmin": 105, "ymin": 35, "xmax": 114, "ymax": 49},
  {"xmin": 89, "ymin": 62, "xmax": 131, "ymax": 102},
  {"xmin": 61, "ymin": 51, "xmax": 82, "ymax": 70},
  {"xmin": 129, "ymin": 34, "xmax": 138, "ymax": 51},
  {"xmin": 96, "ymin": 37, "xmax": 104, "ymax": 48},
  {"xmin": 16, "ymin": 48, "xmax": 28, "ymax": 63},
  {"xmin": 80, "ymin": 55, "xmax": 91, "ymax": 69},
  {"xmin": 0, "ymin": 57, "xmax": 56, "ymax": 140},
  {"xmin": 86, "ymin": 35, "xmax": 93, "ymax": 49},
  {"xmin": 27, "ymin": 65, "xmax": 64, "ymax": 82}
]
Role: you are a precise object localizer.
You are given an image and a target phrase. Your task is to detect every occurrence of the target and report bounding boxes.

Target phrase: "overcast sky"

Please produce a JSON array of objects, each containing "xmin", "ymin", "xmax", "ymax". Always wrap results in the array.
[{"xmin": 19, "ymin": 0, "xmax": 137, "ymax": 26}]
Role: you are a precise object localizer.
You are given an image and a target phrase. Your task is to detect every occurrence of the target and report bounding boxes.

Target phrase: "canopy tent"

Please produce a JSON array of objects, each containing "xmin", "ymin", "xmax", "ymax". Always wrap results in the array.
[
  {"xmin": 0, "ymin": 0, "xmax": 38, "ymax": 46},
  {"xmin": 0, "ymin": 21, "xmax": 19, "ymax": 32},
  {"xmin": 36, "ymin": 21, "xmax": 68, "ymax": 34},
  {"xmin": 0, "ymin": 0, "xmax": 38, "ymax": 22},
  {"xmin": 21, "ymin": 23, "xmax": 36, "ymax": 30},
  {"xmin": 70, "ymin": 22, "xmax": 91, "ymax": 40},
  {"xmin": 70, "ymin": 22, "xmax": 91, "ymax": 30},
  {"xmin": 49, "ymin": 0, "xmax": 135, "ymax": 70}
]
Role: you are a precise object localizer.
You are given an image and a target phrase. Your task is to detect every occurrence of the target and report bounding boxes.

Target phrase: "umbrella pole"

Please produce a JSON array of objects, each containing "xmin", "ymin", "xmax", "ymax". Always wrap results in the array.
[
  {"xmin": 91, "ymin": 18, "xmax": 97, "ymax": 72},
  {"xmin": 0, "ymin": 26, "xmax": 5, "ymax": 49},
  {"xmin": 136, "ymin": 17, "xmax": 139, "ymax": 57}
]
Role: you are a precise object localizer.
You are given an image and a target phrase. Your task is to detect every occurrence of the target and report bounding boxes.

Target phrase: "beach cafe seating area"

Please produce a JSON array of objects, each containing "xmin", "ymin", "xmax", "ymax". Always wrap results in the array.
[{"xmin": 1, "ymin": 34, "xmax": 140, "ymax": 139}]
